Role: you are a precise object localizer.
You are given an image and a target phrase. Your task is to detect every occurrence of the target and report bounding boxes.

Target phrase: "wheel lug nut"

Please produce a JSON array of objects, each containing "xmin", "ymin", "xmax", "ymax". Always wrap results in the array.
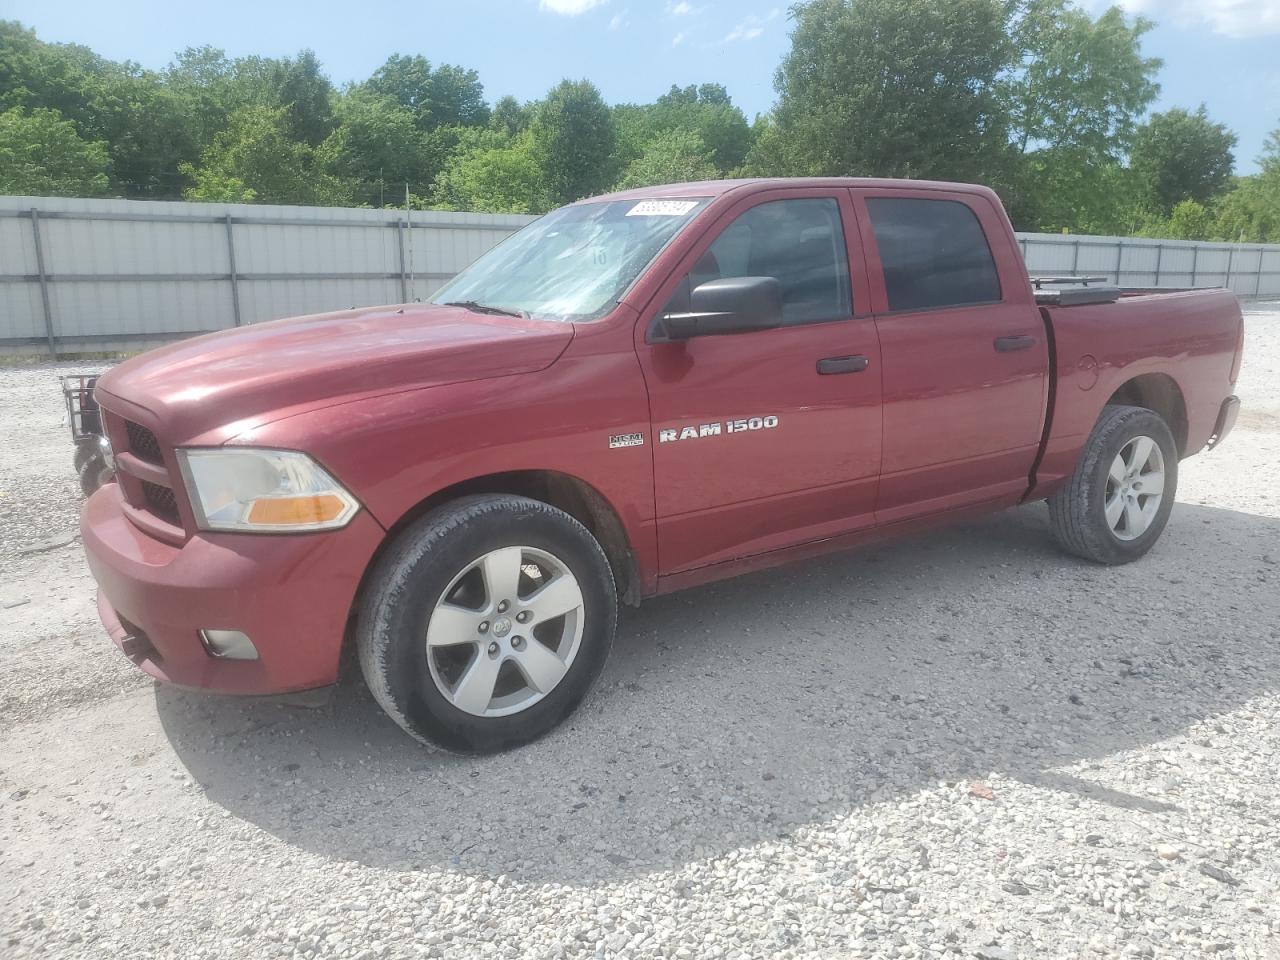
[
  {"xmin": 486, "ymin": 641, "xmax": 499, "ymax": 656},
  {"xmin": 516, "ymin": 610, "xmax": 531, "ymax": 623},
  {"xmin": 478, "ymin": 621, "xmax": 489, "ymax": 634},
  {"xmin": 512, "ymin": 636, "xmax": 524, "ymax": 649},
  {"xmin": 497, "ymin": 600, "xmax": 509, "ymax": 613}
]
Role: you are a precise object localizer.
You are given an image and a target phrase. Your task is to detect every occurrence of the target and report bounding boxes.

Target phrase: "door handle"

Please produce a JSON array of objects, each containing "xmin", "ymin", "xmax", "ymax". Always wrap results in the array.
[
  {"xmin": 817, "ymin": 355, "xmax": 870, "ymax": 375},
  {"xmin": 994, "ymin": 335, "xmax": 1037, "ymax": 352}
]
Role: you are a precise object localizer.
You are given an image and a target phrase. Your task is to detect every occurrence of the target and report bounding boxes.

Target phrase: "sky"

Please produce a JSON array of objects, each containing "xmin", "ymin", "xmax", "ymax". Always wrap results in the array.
[{"xmin": 6, "ymin": 0, "xmax": 1280, "ymax": 173}]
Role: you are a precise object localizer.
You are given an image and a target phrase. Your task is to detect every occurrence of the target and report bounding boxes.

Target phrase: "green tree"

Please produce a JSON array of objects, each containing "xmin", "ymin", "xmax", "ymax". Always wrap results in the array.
[
  {"xmin": 1214, "ymin": 176, "xmax": 1280, "ymax": 243},
  {"xmin": 363, "ymin": 54, "xmax": 488, "ymax": 130},
  {"xmin": 320, "ymin": 90, "xmax": 448, "ymax": 206},
  {"xmin": 489, "ymin": 95, "xmax": 530, "ymax": 137},
  {"xmin": 181, "ymin": 105, "xmax": 353, "ymax": 205},
  {"xmin": 430, "ymin": 129, "xmax": 552, "ymax": 213},
  {"xmin": 616, "ymin": 128, "xmax": 718, "ymax": 189},
  {"xmin": 92, "ymin": 71, "xmax": 197, "ymax": 197},
  {"xmin": 0, "ymin": 106, "xmax": 109, "ymax": 196},
  {"xmin": 227, "ymin": 50, "xmax": 336, "ymax": 146},
  {"xmin": 0, "ymin": 22, "xmax": 199, "ymax": 197},
  {"xmin": 611, "ymin": 103, "xmax": 654, "ymax": 168},
  {"xmin": 757, "ymin": 0, "xmax": 1016, "ymax": 182},
  {"xmin": 530, "ymin": 79, "xmax": 616, "ymax": 205},
  {"xmin": 740, "ymin": 114, "xmax": 800, "ymax": 177},
  {"xmin": 1024, "ymin": 150, "xmax": 1136, "ymax": 234},
  {"xmin": 1008, "ymin": 1, "xmax": 1162, "ymax": 231},
  {"xmin": 1009, "ymin": 1, "xmax": 1161, "ymax": 160},
  {"xmin": 648, "ymin": 83, "xmax": 752, "ymax": 172},
  {"xmin": 1164, "ymin": 199, "xmax": 1213, "ymax": 240},
  {"xmin": 1212, "ymin": 125, "xmax": 1280, "ymax": 242},
  {"xmin": 1138, "ymin": 198, "xmax": 1214, "ymax": 240},
  {"xmin": 1129, "ymin": 106, "xmax": 1236, "ymax": 216}
]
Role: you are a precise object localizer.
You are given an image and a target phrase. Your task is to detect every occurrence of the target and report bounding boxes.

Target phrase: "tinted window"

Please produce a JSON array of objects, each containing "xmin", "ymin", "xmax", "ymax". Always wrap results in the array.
[
  {"xmin": 692, "ymin": 198, "xmax": 852, "ymax": 324},
  {"xmin": 866, "ymin": 197, "xmax": 1001, "ymax": 312}
]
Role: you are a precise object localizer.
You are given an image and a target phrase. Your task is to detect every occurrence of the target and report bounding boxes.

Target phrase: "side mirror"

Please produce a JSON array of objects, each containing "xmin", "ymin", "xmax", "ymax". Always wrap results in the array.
[{"xmin": 661, "ymin": 276, "xmax": 783, "ymax": 340}]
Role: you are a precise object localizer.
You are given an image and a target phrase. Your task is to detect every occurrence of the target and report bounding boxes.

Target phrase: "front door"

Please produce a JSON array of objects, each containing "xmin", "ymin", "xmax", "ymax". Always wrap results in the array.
[{"xmin": 634, "ymin": 189, "xmax": 883, "ymax": 575}]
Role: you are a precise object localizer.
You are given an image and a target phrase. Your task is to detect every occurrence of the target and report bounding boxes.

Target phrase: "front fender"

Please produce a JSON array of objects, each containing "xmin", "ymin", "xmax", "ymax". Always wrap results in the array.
[{"xmin": 233, "ymin": 355, "xmax": 658, "ymax": 586}]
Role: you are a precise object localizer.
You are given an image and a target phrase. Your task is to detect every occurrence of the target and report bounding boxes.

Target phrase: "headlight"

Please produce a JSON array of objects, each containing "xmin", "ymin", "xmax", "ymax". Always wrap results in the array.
[{"xmin": 177, "ymin": 448, "xmax": 359, "ymax": 533}]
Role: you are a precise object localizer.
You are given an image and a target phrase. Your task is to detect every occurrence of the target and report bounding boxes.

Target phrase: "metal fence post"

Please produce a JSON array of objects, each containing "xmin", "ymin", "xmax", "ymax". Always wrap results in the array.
[
  {"xmin": 1191, "ymin": 246, "xmax": 1199, "ymax": 287},
  {"xmin": 1113, "ymin": 240, "xmax": 1123, "ymax": 285},
  {"xmin": 1257, "ymin": 250, "xmax": 1265, "ymax": 298},
  {"xmin": 1071, "ymin": 239, "xmax": 1081, "ymax": 275},
  {"xmin": 29, "ymin": 208, "xmax": 57, "ymax": 357},
  {"xmin": 1154, "ymin": 243, "xmax": 1163, "ymax": 288},
  {"xmin": 396, "ymin": 219, "xmax": 409, "ymax": 302},
  {"xmin": 224, "ymin": 214, "xmax": 242, "ymax": 327},
  {"xmin": 1225, "ymin": 245, "xmax": 1235, "ymax": 293}
]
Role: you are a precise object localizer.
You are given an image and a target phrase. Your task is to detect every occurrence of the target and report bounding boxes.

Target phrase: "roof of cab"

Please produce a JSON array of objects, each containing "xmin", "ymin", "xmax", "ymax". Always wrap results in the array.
[{"xmin": 583, "ymin": 177, "xmax": 1001, "ymax": 204}]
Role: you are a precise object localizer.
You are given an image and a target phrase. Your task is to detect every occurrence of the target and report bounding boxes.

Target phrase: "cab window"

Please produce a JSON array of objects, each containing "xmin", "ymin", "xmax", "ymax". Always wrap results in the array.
[
  {"xmin": 690, "ymin": 198, "xmax": 852, "ymax": 325},
  {"xmin": 866, "ymin": 197, "xmax": 1001, "ymax": 312}
]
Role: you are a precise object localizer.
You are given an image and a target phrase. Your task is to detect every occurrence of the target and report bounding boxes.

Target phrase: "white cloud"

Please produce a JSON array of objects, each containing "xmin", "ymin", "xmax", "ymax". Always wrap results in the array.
[
  {"xmin": 725, "ymin": 21, "xmax": 763, "ymax": 41},
  {"xmin": 667, "ymin": 1, "xmax": 695, "ymax": 14},
  {"xmin": 672, "ymin": 31, "xmax": 687, "ymax": 46},
  {"xmin": 724, "ymin": 8, "xmax": 780, "ymax": 42},
  {"xmin": 608, "ymin": 9, "xmax": 628, "ymax": 29},
  {"xmin": 1103, "ymin": 0, "xmax": 1280, "ymax": 37},
  {"xmin": 538, "ymin": 0, "xmax": 607, "ymax": 15}
]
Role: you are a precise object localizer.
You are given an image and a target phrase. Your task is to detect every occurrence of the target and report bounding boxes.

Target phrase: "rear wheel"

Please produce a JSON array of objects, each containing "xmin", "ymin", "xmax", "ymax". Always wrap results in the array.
[
  {"xmin": 356, "ymin": 495, "xmax": 617, "ymax": 752},
  {"xmin": 1048, "ymin": 404, "xmax": 1178, "ymax": 564}
]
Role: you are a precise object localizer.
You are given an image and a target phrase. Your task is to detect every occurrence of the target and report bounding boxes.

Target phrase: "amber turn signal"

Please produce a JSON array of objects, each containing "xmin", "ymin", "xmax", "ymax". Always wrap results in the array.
[{"xmin": 246, "ymin": 494, "xmax": 349, "ymax": 526}]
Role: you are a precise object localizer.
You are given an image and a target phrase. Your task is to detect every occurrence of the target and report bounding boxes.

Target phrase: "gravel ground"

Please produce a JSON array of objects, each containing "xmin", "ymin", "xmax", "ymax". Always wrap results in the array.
[{"xmin": 2, "ymin": 304, "xmax": 1279, "ymax": 960}]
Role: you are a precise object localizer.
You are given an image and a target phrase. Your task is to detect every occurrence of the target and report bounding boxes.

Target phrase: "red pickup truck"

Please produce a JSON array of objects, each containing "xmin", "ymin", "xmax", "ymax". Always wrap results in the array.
[{"xmin": 81, "ymin": 178, "xmax": 1243, "ymax": 752}]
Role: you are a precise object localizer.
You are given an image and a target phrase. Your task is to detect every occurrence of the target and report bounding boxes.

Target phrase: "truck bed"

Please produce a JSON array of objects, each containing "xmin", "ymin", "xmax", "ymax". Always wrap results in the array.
[
  {"xmin": 1030, "ymin": 285, "xmax": 1243, "ymax": 498},
  {"xmin": 1030, "ymin": 276, "xmax": 1218, "ymax": 307}
]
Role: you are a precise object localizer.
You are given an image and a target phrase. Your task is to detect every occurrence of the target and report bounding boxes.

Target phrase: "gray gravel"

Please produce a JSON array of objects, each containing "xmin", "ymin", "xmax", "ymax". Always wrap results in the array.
[{"xmin": 3, "ymin": 304, "xmax": 1280, "ymax": 960}]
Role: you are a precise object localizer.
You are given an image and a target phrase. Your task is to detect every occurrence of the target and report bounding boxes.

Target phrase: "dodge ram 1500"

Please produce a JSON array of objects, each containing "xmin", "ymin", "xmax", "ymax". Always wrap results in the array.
[{"xmin": 81, "ymin": 178, "xmax": 1244, "ymax": 751}]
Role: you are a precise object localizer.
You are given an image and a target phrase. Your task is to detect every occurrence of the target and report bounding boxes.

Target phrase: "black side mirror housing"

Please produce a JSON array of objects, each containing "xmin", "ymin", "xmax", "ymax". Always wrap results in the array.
[{"xmin": 661, "ymin": 276, "xmax": 783, "ymax": 340}]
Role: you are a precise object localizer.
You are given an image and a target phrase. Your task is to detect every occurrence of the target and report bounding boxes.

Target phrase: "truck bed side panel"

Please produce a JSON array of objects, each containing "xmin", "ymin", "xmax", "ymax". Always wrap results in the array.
[{"xmin": 1030, "ymin": 288, "xmax": 1241, "ymax": 499}]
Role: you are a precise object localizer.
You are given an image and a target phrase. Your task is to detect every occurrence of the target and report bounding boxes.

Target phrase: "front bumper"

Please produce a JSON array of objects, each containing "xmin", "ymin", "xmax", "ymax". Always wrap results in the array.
[
  {"xmin": 1207, "ymin": 396, "xmax": 1240, "ymax": 450},
  {"xmin": 81, "ymin": 483, "xmax": 385, "ymax": 695}
]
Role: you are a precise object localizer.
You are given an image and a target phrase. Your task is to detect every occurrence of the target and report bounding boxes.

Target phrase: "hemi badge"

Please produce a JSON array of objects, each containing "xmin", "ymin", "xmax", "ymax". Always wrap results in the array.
[{"xmin": 608, "ymin": 433, "xmax": 645, "ymax": 449}]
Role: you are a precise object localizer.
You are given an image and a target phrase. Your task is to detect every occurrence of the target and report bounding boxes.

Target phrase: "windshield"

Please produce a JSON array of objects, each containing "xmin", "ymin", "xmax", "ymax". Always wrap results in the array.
[{"xmin": 432, "ymin": 198, "xmax": 711, "ymax": 321}]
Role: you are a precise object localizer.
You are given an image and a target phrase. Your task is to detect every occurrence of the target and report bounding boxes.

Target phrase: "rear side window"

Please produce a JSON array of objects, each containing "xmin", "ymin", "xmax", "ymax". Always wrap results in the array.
[
  {"xmin": 694, "ymin": 198, "xmax": 852, "ymax": 324},
  {"xmin": 866, "ymin": 197, "xmax": 1001, "ymax": 312}
]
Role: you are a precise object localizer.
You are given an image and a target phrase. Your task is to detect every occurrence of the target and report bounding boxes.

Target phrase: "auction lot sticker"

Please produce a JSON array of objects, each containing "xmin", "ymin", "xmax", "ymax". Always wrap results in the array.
[{"xmin": 626, "ymin": 200, "xmax": 700, "ymax": 217}]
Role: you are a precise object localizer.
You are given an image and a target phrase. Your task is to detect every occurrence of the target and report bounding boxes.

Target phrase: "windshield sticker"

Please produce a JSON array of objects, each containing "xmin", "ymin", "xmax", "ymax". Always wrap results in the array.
[{"xmin": 626, "ymin": 200, "xmax": 700, "ymax": 218}]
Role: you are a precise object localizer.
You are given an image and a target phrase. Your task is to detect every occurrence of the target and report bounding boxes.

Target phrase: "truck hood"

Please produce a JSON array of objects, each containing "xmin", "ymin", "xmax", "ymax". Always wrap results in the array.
[{"xmin": 96, "ymin": 304, "xmax": 574, "ymax": 444}]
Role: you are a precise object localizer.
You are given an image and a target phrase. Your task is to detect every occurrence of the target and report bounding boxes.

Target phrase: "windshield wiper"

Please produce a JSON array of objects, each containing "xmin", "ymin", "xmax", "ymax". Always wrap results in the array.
[{"xmin": 442, "ymin": 300, "xmax": 525, "ymax": 318}]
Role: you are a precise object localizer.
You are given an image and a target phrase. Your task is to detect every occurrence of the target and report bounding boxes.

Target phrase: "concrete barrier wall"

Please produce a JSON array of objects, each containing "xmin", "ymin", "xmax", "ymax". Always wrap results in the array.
[
  {"xmin": 1017, "ymin": 233, "xmax": 1280, "ymax": 297},
  {"xmin": 0, "ymin": 196, "xmax": 533, "ymax": 355},
  {"xmin": 2, "ymin": 195, "xmax": 1276, "ymax": 355}
]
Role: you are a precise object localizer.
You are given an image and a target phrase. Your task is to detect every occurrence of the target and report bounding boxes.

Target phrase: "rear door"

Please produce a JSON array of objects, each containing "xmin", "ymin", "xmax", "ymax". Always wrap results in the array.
[
  {"xmin": 634, "ymin": 188, "xmax": 882, "ymax": 574},
  {"xmin": 851, "ymin": 188, "xmax": 1048, "ymax": 523}
]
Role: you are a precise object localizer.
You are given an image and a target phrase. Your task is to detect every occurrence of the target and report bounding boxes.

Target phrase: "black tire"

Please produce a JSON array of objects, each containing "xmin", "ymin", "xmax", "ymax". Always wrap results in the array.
[
  {"xmin": 1048, "ymin": 404, "xmax": 1178, "ymax": 564},
  {"xmin": 78, "ymin": 456, "xmax": 114, "ymax": 497},
  {"xmin": 73, "ymin": 441, "xmax": 96, "ymax": 474},
  {"xmin": 356, "ymin": 495, "xmax": 617, "ymax": 753}
]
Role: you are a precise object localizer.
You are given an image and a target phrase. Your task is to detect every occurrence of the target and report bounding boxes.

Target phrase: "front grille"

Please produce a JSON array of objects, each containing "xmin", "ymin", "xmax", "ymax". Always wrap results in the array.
[
  {"xmin": 125, "ymin": 420, "xmax": 163, "ymax": 464},
  {"xmin": 142, "ymin": 480, "xmax": 180, "ymax": 526}
]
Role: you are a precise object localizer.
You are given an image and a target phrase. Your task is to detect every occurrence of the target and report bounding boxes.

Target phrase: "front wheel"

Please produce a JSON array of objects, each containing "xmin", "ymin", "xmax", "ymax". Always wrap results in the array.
[
  {"xmin": 78, "ymin": 455, "xmax": 114, "ymax": 497},
  {"xmin": 1048, "ymin": 404, "xmax": 1178, "ymax": 564},
  {"xmin": 356, "ymin": 495, "xmax": 617, "ymax": 752}
]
